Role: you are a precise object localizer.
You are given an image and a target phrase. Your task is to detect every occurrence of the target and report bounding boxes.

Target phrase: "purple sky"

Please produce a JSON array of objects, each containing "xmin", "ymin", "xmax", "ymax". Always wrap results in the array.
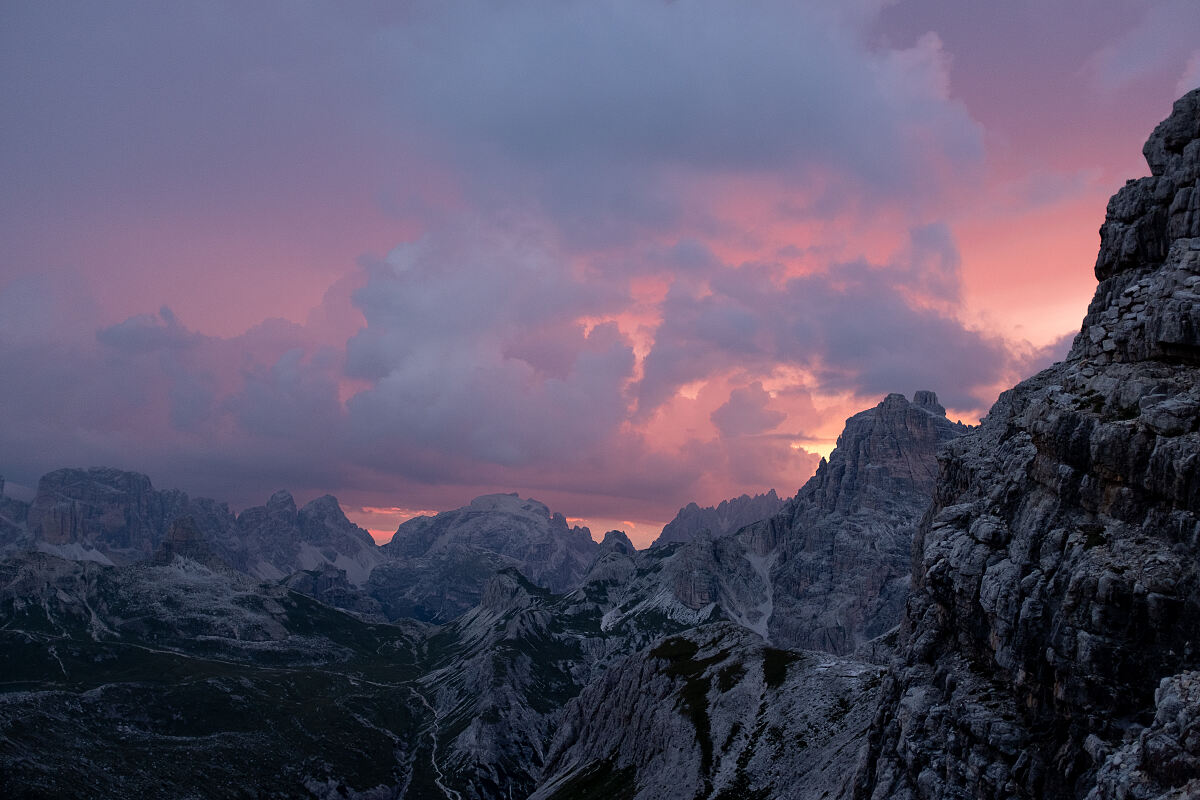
[{"xmin": 2, "ymin": 1, "xmax": 1198, "ymax": 545}]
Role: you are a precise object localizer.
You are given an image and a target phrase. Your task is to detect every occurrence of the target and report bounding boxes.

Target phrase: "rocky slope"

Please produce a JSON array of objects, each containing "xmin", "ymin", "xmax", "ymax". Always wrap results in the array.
[
  {"xmin": 0, "ymin": 385, "xmax": 956, "ymax": 798},
  {"xmin": 533, "ymin": 623, "xmax": 883, "ymax": 800},
  {"xmin": 653, "ymin": 490, "xmax": 785, "ymax": 548},
  {"xmin": 0, "ymin": 550, "xmax": 428, "ymax": 798},
  {"xmin": 858, "ymin": 89, "xmax": 1200, "ymax": 800},
  {"xmin": 753, "ymin": 390, "xmax": 968, "ymax": 653}
]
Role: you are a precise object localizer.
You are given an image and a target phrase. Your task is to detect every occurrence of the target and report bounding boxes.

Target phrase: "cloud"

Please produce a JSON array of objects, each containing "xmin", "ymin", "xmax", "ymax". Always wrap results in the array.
[
  {"xmin": 97, "ymin": 306, "xmax": 198, "ymax": 353},
  {"xmin": 637, "ymin": 227, "xmax": 1017, "ymax": 417},
  {"xmin": 3, "ymin": 0, "xmax": 1167, "ymax": 529},
  {"xmin": 344, "ymin": 221, "xmax": 636, "ymax": 467},
  {"xmin": 1087, "ymin": 0, "xmax": 1200, "ymax": 90},
  {"xmin": 1178, "ymin": 52, "xmax": 1200, "ymax": 96},
  {"xmin": 711, "ymin": 382, "xmax": 786, "ymax": 437},
  {"xmin": 375, "ymin": 0, "xmax": 982, "ymax": 244},
  {"xmin": 390, "ymin": 4, "xmax": 979, "ymax": 178}
]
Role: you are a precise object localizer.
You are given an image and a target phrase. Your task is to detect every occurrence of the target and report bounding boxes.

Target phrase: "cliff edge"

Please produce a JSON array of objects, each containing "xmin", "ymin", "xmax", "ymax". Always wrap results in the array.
[{"xmin": 858, "ymin": 89, "xmax": 1200, "ymax": 799}]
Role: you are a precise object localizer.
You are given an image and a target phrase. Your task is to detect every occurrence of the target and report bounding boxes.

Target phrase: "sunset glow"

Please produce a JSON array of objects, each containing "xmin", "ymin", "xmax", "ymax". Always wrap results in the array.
[{"xmin": 3, "ymin": 1, "xmax": 1198, "ymax": 548}]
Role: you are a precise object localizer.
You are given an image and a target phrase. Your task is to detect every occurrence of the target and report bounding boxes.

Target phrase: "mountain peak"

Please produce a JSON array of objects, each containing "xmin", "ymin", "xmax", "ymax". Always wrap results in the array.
[
  {"xmin": 653, "ymin": 490, "xmax": 785, "ymax": 548},
  {"xmin": 912, "ymin": 389, "xmax": 945, "ymax": 416},
  {"xmin": 480, "ymin": 566, "xmax": 550, "ymax": 612},
  {"xmin": 266, "ymin": 490, "xmax": 296, "ymax": 513},
  {"xmin": 600, "ymin": 529, "xmax": 635, "ymax": 555}
]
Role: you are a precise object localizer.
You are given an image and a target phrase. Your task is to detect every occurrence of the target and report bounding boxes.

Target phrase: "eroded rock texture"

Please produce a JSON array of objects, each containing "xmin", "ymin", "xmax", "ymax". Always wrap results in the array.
[
  {"xmin": 653, "ymin": 490, "xmax": 785, "ymax": 548},
  {"xmin": 859, "ymin": 89, "xmax": 1200, "ymax": 800},
  {"xmin": 753, "ymin": 390, "xmax": 968, "ymax": 653},
  {"xmin": 370, "ymin": 493, "xmax": 600, "ymax": 622}
]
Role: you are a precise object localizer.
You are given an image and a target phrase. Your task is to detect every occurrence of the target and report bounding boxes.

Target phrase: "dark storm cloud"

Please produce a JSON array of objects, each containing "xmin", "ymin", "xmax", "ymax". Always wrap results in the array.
[{"xmin": 387, "ymin": 1, "xmax": 980, "ymax": 181}]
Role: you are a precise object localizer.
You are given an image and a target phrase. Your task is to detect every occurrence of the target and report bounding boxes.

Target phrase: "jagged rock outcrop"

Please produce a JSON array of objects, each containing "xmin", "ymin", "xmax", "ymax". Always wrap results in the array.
[
  {"xmin": 13, "ymin": 468, "xmax": 381, "ymax": 585},
  {"xmin": 236, "ymin": 490, "xmax": 383, "ymax": 584},
  {"xmin": 653, "ymin": 490, "xmax": 784, "ymax": 548},
  {"xmin": 25, "ymin": 467, "xmax": 198, "ymax": 563},
  {"xmin": 599, "ymin": 392, "xmax": 966, "ymax": 655},
  {"xmin": 369, "ymin": 493, "xmax": 599, "ymax": 622},
  {"xmin": 599, "ymin": 529, "xmax": 636, "ymax": 555},
  {"xmin": 282, "ymin": 562, "xmax": 387, "ymax": 621},
  {"xmin": 753, "ymin": 391, "xmax": 968, "ymax": 652},
  {"xmin": 859, "ymin": 89, "xmax": 1200, "ymax": 800}
]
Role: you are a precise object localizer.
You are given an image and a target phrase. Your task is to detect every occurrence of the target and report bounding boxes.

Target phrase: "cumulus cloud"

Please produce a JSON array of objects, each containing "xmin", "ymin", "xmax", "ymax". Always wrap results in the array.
[
  {"xmin": 637, "ymin": 227, "xmax": 1016, "ymax": 417},
  {"xmin": 343, "ymin": 221, "xmax": 636, "ymax": 467},
  {"xmin": 369, "ymin": 0, "xmax": 983, "ymax": 246},
  {"xmin": 1087, "ymin": 0, "xmax": 1200, "ymax": 90},
  {"xmin": 97, "ymin": 306, "xmax": 198, "ymax": 353},
  {"xmin": 710, "ymin": 382, "xmax": 787, "ymax": 437},
  {"xmin": 389, "ymin": 3, "xmax": 979, "ymax": 178}
]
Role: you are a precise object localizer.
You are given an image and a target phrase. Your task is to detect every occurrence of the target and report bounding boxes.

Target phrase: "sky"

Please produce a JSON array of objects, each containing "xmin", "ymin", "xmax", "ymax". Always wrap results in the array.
[{"xmin": 2, "ymin": 1, "xmax": 1198, "ymax": 547}]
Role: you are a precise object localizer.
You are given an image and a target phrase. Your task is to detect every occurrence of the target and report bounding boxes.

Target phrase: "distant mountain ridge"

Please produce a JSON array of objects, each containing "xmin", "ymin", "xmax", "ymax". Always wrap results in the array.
[
  {"xmin": 652, "ymin": 489, "xmax": 784, "ymax": 548},
  {"xmin": 12, "ymin": 466, "xmax": 383, "ymax": 583},
  {"xmin": 369, "ymin": 492, "xmax": 600, "ymax": 622},
  {"xmin": 0, "ymin": 388, "xmax": 959, "ymax": 798}
]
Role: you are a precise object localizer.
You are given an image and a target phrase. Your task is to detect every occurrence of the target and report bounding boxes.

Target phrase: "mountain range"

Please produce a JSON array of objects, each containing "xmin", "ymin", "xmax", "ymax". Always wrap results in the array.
[{"xmin": 1, "ymin": 88, "xmax": 1198, "ymax": 799}]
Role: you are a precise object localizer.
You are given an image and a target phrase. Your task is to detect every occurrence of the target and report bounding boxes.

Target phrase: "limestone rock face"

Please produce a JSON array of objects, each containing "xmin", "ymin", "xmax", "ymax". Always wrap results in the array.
[
  {"xmin": 26, "ymin": 468, "xmax": 203, "ymax": 563},
  {"xmin": 859, "ymin": 89, "xmax": 1200, "ymax": 800},
  {"xmin": 370, "ymin": 493, "xmax": 599, "ymax": 622},
  {"xmin": 533, "ymin": 623, "xmax": 883, "ymax": 800},
  {"xmin": 758, "ymin": 391, "xmax": 968, "ymax": 653},
  {"xmin": 17, "ymin": 468, "xmax": 381, "ymax": 585},
  {"xmin": 281, "ymin": 562, "xmax": 386, "ymax": 621},
  {"xmin": 599, "ymin": 529, "xmax": 635, "ymax": 555},
  {"xmin": 236, "ymin": 491, "xmax": 383, "ymax": 585},
  {"xmin": 590, "ymin": 392, "xmax": 966, "ymax": 656},
  {"xmin": 652, "ymin": 490, "xmax": 784, "ymax": 548},
  {"xmin": 1089, "ymin": 672, "xmax": 1200, "ymax": 800}
]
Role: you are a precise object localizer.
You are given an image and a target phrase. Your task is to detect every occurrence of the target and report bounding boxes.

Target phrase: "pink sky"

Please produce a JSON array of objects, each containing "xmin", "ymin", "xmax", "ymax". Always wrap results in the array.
[{"xmin": 2, "ymin": 1, "xmax": 1198, "ymax": 546}]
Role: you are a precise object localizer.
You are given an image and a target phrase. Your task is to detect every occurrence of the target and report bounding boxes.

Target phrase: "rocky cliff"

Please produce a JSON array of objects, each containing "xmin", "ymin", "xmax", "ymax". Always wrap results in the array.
[
  {"xmin": 236, "ymin": 490, "xmax": 384, "ymax": 584},
  {"xmin": 598, "ymin": 392, "xmax": 966, "ymax": 655},
  {"xmin": 753, "ymin": 390, "xmax": 968, "ymax": 652},
  {"xmin": 858, "ymin": 89, "xmax": 1200, "ymax": 800},
  {"xmin": 534, "ymin": 623, "xmax": 883, "ymax": 800},
  {"xmin": 26, "ymin": 467, "xmax": 197, "ymax": 563},
  {"xmin": 15, "ymin": 467, "xmax": 383, "ymax": 584},
  {"xmin": 369, "ymin": 493, "xmax": 600, "ymax": 622},
  {"xmin": 653, "ymin": 490, "xmax": 785, "ymax": 548}
]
